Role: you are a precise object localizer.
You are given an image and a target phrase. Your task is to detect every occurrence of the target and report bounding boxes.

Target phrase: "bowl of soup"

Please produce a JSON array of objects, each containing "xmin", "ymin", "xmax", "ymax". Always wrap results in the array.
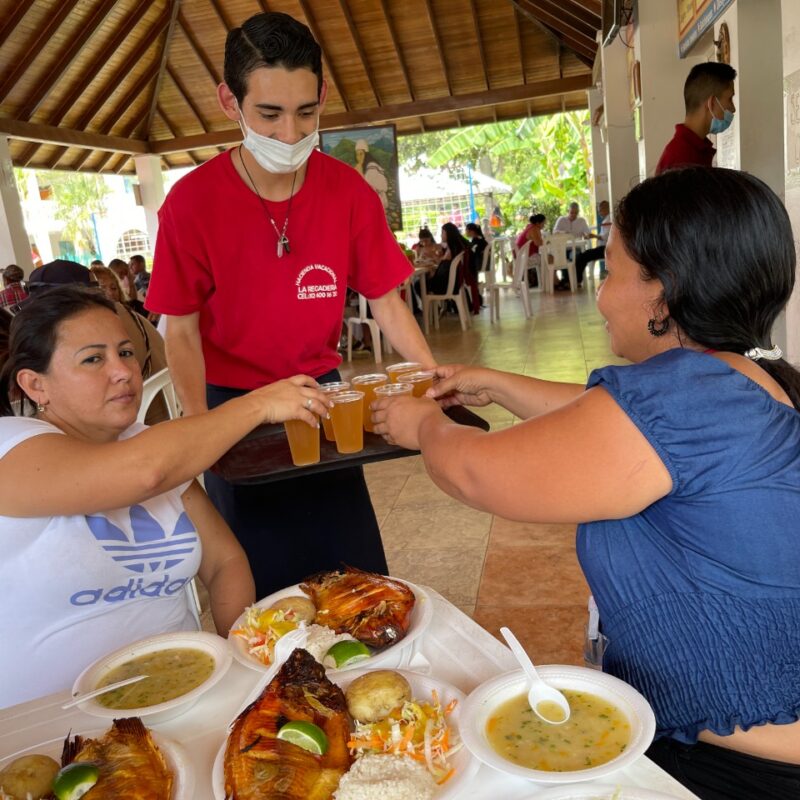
[
  {"xmin": 459, "ymin": 665, "xmax": 656, "ymax": 784},
  {"xmin": 71, "ymin": 631, "xmax": 232, "ymax": 723}
]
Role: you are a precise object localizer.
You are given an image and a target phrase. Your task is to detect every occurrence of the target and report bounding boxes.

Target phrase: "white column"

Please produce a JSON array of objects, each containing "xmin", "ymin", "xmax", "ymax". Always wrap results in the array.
[
  {"xmin": 134, "ymin": 154, "xmax": 165, "ymax": 249},
  {"xmin": 600, "ymin": 35, "xmax": 640, "ymax": 206},
  {"xmin": 634, "ymin": 0, "xmax": 707, "ymax": 180},
  {"xmin": 587, "ymin": 87, "xmax": 609, "ymax": 211},
  {"xmin": 24, "ymin": 171, "xmax": 54, "ymax": 264},
  {"xmin": 0, "ymin": 138, "xmax": 34, "ymax": 274}
]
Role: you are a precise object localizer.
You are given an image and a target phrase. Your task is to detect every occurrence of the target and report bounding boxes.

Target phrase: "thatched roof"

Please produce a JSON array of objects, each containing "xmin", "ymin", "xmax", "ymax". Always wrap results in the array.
[{"xmin": 0, "ymin": 0, "xmax": 600, "ymax": 175}]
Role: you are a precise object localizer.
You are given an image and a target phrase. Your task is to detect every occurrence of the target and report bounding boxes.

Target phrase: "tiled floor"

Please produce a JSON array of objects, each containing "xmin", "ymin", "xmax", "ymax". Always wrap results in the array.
[
  {"xmin": 201, "ymin": 272, "xmax": 627, "ymax": 666},
  {"xmin": 339, "ymin": 272, "xmax": 628, "ymax": 666}
]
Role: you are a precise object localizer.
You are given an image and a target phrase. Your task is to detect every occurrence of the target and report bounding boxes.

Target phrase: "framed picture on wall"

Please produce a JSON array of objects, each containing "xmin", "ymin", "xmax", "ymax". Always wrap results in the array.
[{"xmin": 319, "ymin": 124, "xmax": 403, "ymax": 231}]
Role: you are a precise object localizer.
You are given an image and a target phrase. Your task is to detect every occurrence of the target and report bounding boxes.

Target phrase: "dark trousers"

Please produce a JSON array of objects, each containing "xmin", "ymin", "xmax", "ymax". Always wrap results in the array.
[
  {"xmin": 575, "ymin": 245, "xmax": 606, "ymax": 286},
  {"xmin": 646, "ymin": 738, "xmax": 800, "ymax": 800},
  {"xmin": 204, "ymin": 372, "xmax": 387, "ymax": 599}
]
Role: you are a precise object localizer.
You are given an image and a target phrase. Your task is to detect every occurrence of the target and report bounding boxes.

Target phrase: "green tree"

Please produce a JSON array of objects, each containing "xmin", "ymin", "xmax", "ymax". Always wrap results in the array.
[{"xmin": 398, "ymin": 112, "xmax": 594, "ymax": 232}]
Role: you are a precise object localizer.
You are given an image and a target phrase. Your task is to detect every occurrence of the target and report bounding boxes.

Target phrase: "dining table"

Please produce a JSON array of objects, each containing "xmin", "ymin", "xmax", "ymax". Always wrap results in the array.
[{"xmin": 0, "ymin": 587, "xmax": 700, "ymax": 799}]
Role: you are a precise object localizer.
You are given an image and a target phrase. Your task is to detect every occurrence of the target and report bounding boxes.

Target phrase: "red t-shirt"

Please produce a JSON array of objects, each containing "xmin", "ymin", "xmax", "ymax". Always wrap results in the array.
[
  {"xmin": 146, "ymin": 149, "xmax": 412, "ymax": 389},
  {"xmin": 655, "ymin": 124, "xmax": 716, "ymax": 175}
]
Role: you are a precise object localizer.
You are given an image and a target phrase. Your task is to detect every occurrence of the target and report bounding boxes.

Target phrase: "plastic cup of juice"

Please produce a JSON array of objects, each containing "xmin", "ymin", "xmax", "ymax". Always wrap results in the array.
[
  {"xmin": 318, "ymin": 381, "xmax": 350, "ymax": 441},
  {"xmin": 350, "ymin": 373, "xmax": 388, "ymax": 432},
  {"xmin": 385, "ymin": 362, "xmax": 423, "ymax": 383},
  {"xmin": 400, "ymin": 370, "xmax": 435, "ymax": 398},
  {"xmin": 330, "ymin": 391, "xmax": 365, "ymax": 454},
  {"xmin": 284, "ymin": 418, "xmax": 320, "ymax": 466}
]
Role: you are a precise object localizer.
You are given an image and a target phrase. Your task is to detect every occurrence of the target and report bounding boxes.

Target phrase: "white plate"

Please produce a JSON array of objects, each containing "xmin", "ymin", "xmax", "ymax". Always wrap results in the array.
[
  {"xmin": 527, "ymin": 787, "xmax": 684, "ymax": 800},
  {"xmin": 211, "ymin": 668, "xmax": 479, "ymax": 800},
  {"xmin": 71, "ymin": 631, "xmax": 232, "ymax": 724},
  {"xmin": 0, "ymin": 727, "xmax": 194, "ymax": 799},
  {"xmin": 227, "ymin": 578, "xmax": 432, "ymax": 675},
  {"xmin": 460, "ymin": 666, "xmax": 656, "ymax": 785}
]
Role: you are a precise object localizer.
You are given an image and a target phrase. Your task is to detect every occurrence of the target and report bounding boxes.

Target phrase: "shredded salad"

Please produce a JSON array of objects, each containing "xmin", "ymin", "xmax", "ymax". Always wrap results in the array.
[
  {"xmin": 230, "ymin": 606, "xmax": 300, "ymax": 665},
  {"xmin": 347, "ymin": 690, "xmax": 461, "ymax": 784}
]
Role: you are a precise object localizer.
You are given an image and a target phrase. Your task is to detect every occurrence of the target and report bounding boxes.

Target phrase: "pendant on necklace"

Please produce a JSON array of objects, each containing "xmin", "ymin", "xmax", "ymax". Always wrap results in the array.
[{"xmin": 277, "ymin": 235, "xmax": 291, "ymax": 258}]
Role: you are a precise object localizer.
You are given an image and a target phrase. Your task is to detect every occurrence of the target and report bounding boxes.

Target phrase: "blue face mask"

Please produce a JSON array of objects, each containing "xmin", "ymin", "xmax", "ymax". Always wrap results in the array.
[{"xmin": 709, "ymin": 97, "xmax": 734, "ymax": 134}]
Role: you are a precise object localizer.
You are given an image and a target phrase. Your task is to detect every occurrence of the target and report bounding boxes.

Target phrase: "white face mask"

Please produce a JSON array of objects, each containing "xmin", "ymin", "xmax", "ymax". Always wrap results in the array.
[{"xmin": 239, "ymin": 114, "xmax": 319, "ymax": 174}]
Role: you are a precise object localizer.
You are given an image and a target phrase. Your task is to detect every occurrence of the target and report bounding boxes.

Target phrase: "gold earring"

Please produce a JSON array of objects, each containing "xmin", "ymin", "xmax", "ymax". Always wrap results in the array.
[{"xmin": 36, "ymin": 402, "xmax": 46, "ymax": 414}]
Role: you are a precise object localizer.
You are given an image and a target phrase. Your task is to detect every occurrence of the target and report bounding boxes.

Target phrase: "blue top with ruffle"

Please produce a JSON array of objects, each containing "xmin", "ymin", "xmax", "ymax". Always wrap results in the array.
[{"xmin": 577, "ymin": 349, "xmax": 800, "ymax": 743}]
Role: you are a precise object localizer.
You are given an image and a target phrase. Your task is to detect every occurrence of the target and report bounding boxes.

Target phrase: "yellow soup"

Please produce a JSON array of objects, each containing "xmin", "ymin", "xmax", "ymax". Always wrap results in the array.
[
  {"xmin": 96, "ymin": 647, "xmax": 215, "ymax": 709},
  {"xmin": 486, "ymin": 689, "xmax": 631, "ymax": 772}
]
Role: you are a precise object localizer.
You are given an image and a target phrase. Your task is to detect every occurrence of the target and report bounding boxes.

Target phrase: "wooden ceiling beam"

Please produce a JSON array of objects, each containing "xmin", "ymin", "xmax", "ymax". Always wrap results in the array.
[
  {"xmin": 157, "ymin": 105, "xmax": 199, "ymax": 165},
  {"xmin": 0, "ymin": 118, "xmax": 148, "ymax": 154},
  {"xmin": 0, "ymin": 0, "xmax": 82, "ymax": 104},
  {"xmin": 516, "ymin": 1, "xmax": 597, "ymax": 59},
  {"xmin": 378, "ymin": 0, "xmax": 415, "ymax": 100},
  {"xmin": 421, "ymin": 0, "xmax": 453, "ymax": 96},
  {"xmin": 17, "ymin": 0, "xmax": 153, "ymax": 166},
  {"xmin": 144, "ymin": 0, "xmax": 182, "ymax": 137},
  {"xmin": 296, "ymin": 0, "xmax": 350, "ymax": 112},
  {"xmin": 150, "ymin": 74, "xmax": 592, "ymax": 153},
  {"xmin": 166, "ymin": 64, "xmax": 211, "ymax": 132},
  {"xmin": 17, "ymin": 0, "xmax": 119, "ymax": 120},
  {"xmin": 46, "ymin": 6, "xmax": 173, "ymax": 169},
  {"xmin": 555, "ymin": 0, "xmax": 602, "ymax": 28},
  {"xmin": 468, "ymin": 0, "xmax": 490, "ymax": 91},
  {"xmin": 513, "ymin": 6, "xmax": 526, "ymax": 84},
  {"xmin": 178, "ymin": 11, "xmax": 222, "ymax": 86},
  {"xmin": 532, "ymin": 0, "xmax": 599, "ymax": 40},
  {"xmin": 77, "ymin": 110, "xmax": 144, "ymax": 172},
  {"xmin": 0, "ymin": 0, "xmax": 36, "ymax": 51},
  {"xmin": 207, "ymin": 0, "xmax": 233, "ymax": 32},
  {"xmin": 337, "ymin": 0, "xmax": 380, "ymax": 104}
]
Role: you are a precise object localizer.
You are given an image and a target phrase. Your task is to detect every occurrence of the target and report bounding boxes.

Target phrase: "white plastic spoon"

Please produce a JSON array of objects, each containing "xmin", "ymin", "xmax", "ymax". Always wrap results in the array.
[
  {"xmin": 62, "ymin": 674, "xmax": 148, "ymax": 709},
  {"xmin": 500, "ymin": 626, "xmax": 571, "ymax": 725}
]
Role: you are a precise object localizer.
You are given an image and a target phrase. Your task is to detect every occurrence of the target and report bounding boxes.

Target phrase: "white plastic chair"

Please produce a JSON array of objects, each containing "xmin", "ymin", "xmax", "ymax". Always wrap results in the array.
[
  {"xmin": 485, "ymin": 241, "xmax": 536, "ymax": 321},
  {"xmin": 540, "ymin": 233, "xmax": 577, "ymax": 293},
  {"xmin": 422, "ymin": 252, "xmax": 471, "ymax": 333},
  {"xmin": 490, "ymin": 237, "xmax": 514, "ymax": 281},
  {"xmin": 137, "ymin": 367, "xmax": 181, "ymax": 423},
  {"xmin": 478, "ymin": 244, "xmax": 500, "ymax": 323},
  {"xmin": 346, "ymin": 293, "xmax": 385, "ymax": 363}
]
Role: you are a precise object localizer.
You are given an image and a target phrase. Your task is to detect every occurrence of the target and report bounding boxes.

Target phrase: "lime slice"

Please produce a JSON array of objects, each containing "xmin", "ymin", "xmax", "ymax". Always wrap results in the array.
[
  {"xmin": 277, "ymin": 720, "xmax": 329, "ymax": 755},
  {"xmin": 53, "ymin": 762, "xmax": 100, "ymax": 800},
  {"xmin": 325, "ymin": 640, "xmax": 371, "ymax": 669}
]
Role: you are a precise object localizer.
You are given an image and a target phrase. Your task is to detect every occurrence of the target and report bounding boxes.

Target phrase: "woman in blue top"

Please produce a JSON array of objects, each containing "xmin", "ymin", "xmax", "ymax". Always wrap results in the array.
[{"xmin": 372, "ymin": 167, "xmax": 800, "ymax": 799}]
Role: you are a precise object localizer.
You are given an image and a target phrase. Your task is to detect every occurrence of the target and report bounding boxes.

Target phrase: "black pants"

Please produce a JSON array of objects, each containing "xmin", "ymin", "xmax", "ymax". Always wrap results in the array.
[
  {"xmin": 575, "ymin": 245, "xmax": 605, "ymax": 286},
  {"xmin": 646, "ymin": 738, "xmax": 800, "ymax": 800},
  {"xmin": 204, "ymin": 372, "xmax": 387, "ymax": 599}
]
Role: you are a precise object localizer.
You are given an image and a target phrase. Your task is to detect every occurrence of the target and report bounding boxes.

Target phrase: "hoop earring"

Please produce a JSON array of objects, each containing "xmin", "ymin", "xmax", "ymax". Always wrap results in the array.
[
  {"xmin": 647, "ymin": 317, "xmax": 669, "ymax": 337},
  {"xmin": 35, "ymin": 401, "xmax": 47, "ymax": 414}
]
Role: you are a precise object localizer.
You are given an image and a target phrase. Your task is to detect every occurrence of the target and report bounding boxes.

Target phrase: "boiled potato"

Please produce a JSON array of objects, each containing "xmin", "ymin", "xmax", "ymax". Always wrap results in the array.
[
  {"xmin": 0, "ymin": 753, "xmax": 60, "ymax": 800},
  {"xmin": 269, "ymin": 595, "xmax": 316, "ymax": 623},
  {"xmin": 345, "ymin": 670, "xmax": 412, "ymax": 723}
]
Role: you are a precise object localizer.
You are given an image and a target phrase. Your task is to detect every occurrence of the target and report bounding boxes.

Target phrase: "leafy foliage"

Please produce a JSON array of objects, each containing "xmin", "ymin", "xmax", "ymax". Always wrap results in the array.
[{"xmin": 398, "ymin": 112, "xmax": 594, "ymax": 232}]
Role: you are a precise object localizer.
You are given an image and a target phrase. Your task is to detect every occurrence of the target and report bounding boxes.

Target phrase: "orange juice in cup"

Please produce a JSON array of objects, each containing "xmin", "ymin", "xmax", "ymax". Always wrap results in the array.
[
  {"xmin": 373, "ymin": 382, "xmax": 413, "ymax": 399},
  {"xmin": 284, "ymin": 419, "xmax": 320, "ymax": 466},
  {"xmin": 385, "ymin": 362, "xmax": 422, "ymax": 383},
  {"xmin": 318, "ymin": 381, "xmax": 350, "ymax": 441},
  {"xmin": 351, "ymin": 373, "xmax": 388, "ymax": 432},
  {"xmin": 401, "ymin": 370, "xmax": 435, "ymax": 398},
  {"xmin": 330, "ymin": 391, "xmax": 365, "ymax": 453}
]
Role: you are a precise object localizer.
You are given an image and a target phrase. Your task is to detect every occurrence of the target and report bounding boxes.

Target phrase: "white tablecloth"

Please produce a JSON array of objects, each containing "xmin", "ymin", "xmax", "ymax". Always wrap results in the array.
[{"xmin": 0, "ymin": 588, "xmax": 698, "ymax": 799}]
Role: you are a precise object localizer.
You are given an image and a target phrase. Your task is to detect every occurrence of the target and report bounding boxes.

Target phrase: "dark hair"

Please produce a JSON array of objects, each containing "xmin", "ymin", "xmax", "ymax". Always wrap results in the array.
[
  {"xmin": 418, "ymin": 228, "xmax": 434, "ymax": 241},
  {"xmin": 441, "ymin": 222, "xmax": 468, "ymax": 256},
  {"xmin": 224, "ymin": 12, "xmax": 323, "ymax": 104},
  {"xmin": 614, "ymin": 167, "xmax": 800, "ymax": 409},
  {"xmin": 529, "ymin": 214, "xmax": 546, "ymax": 225},
  {"xmin": 129, "ymin": 254, "xmax": 145, "ymax": 266},
  {"xmin": 107, "ymin": 258, "xmax": 128, "ymax": 272},
  {"xmin": 465, "ymin": 223, "xmax": 484, "ymax": 238},
  {"xmin": 684, "ymin": 62, "xmax": 737, "ymax": 112},
  {"xmin": 3, "ymin": 264, "xmax": 24, "ymax": 284},
  {"xmin": 0, "ymin": 286, "xmax": 116, "ymax": 416}
]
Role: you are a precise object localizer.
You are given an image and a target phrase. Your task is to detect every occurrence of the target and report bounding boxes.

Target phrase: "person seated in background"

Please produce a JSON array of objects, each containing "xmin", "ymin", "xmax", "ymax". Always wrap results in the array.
[
  {"xmin": 515, "ymin": 214, "xmax": 546, "ymax": 287},
  {"xmin": 90, "ymin": 259, "xmax": 105, "ymax": 269},
  {"xmin": 553, "ymin": 202, "xmax": 591, "ymax": 238},
  {"xmin": 465, "ymin": 223, "xmax": 488, "ymax": 299},
  {"xmin": 372, "ymin": 168, "xmax": 800, "ymax": 800},
  {"xmin": 429, "ymin": 223, "xmax": 480, "ymax": 314},
  {"xmin": 0, "ymin": 285, "xmax": 331, "ymax": 708},
  {"xmin": 108, "ymin": 258, "xmax": 146, "ymax": 315},
  {"xmin": 412, "ymin": 227, "xmax": 444, "ymax": 274},
  {"xmin": 575, "ymin": 200, "xmax": 611, "ymax": 288},
  {"xmin": 0, "ymin": 265, "xmax": 28, "ymax": 313},
  {"xmin": 129, "ymin": 253, "xmax": 151, "ymax": 299}
]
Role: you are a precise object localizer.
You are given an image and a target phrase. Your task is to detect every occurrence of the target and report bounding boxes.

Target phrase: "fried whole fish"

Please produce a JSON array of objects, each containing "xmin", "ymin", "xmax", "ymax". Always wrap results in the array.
[
  {"xmin": 224, "ymin": 648, "xmax": 351, "ymax": 800},
  {"xmin": 61, "ymin": 717, "xmax": 172, "ymax": 800},
  {"xmin": 301, "ymin": 567, "xmax": 416, "ymax": 648}
]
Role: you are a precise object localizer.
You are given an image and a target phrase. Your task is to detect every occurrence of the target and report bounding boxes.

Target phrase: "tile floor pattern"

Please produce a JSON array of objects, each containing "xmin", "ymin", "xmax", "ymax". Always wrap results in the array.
[{"xmin": 201, "ymin": 272, "xmax": 628, "ymax": 666}]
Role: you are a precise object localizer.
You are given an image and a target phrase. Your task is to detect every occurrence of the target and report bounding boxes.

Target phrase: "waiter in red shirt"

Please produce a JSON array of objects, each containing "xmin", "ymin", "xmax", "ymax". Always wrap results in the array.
[
  {"xmin": 146, "ymin": 12, "xmax": 434, "ymax": 598},
  {"xmin": 655, "ymin": 62, "xmax": 737, "ymax": 176}
]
